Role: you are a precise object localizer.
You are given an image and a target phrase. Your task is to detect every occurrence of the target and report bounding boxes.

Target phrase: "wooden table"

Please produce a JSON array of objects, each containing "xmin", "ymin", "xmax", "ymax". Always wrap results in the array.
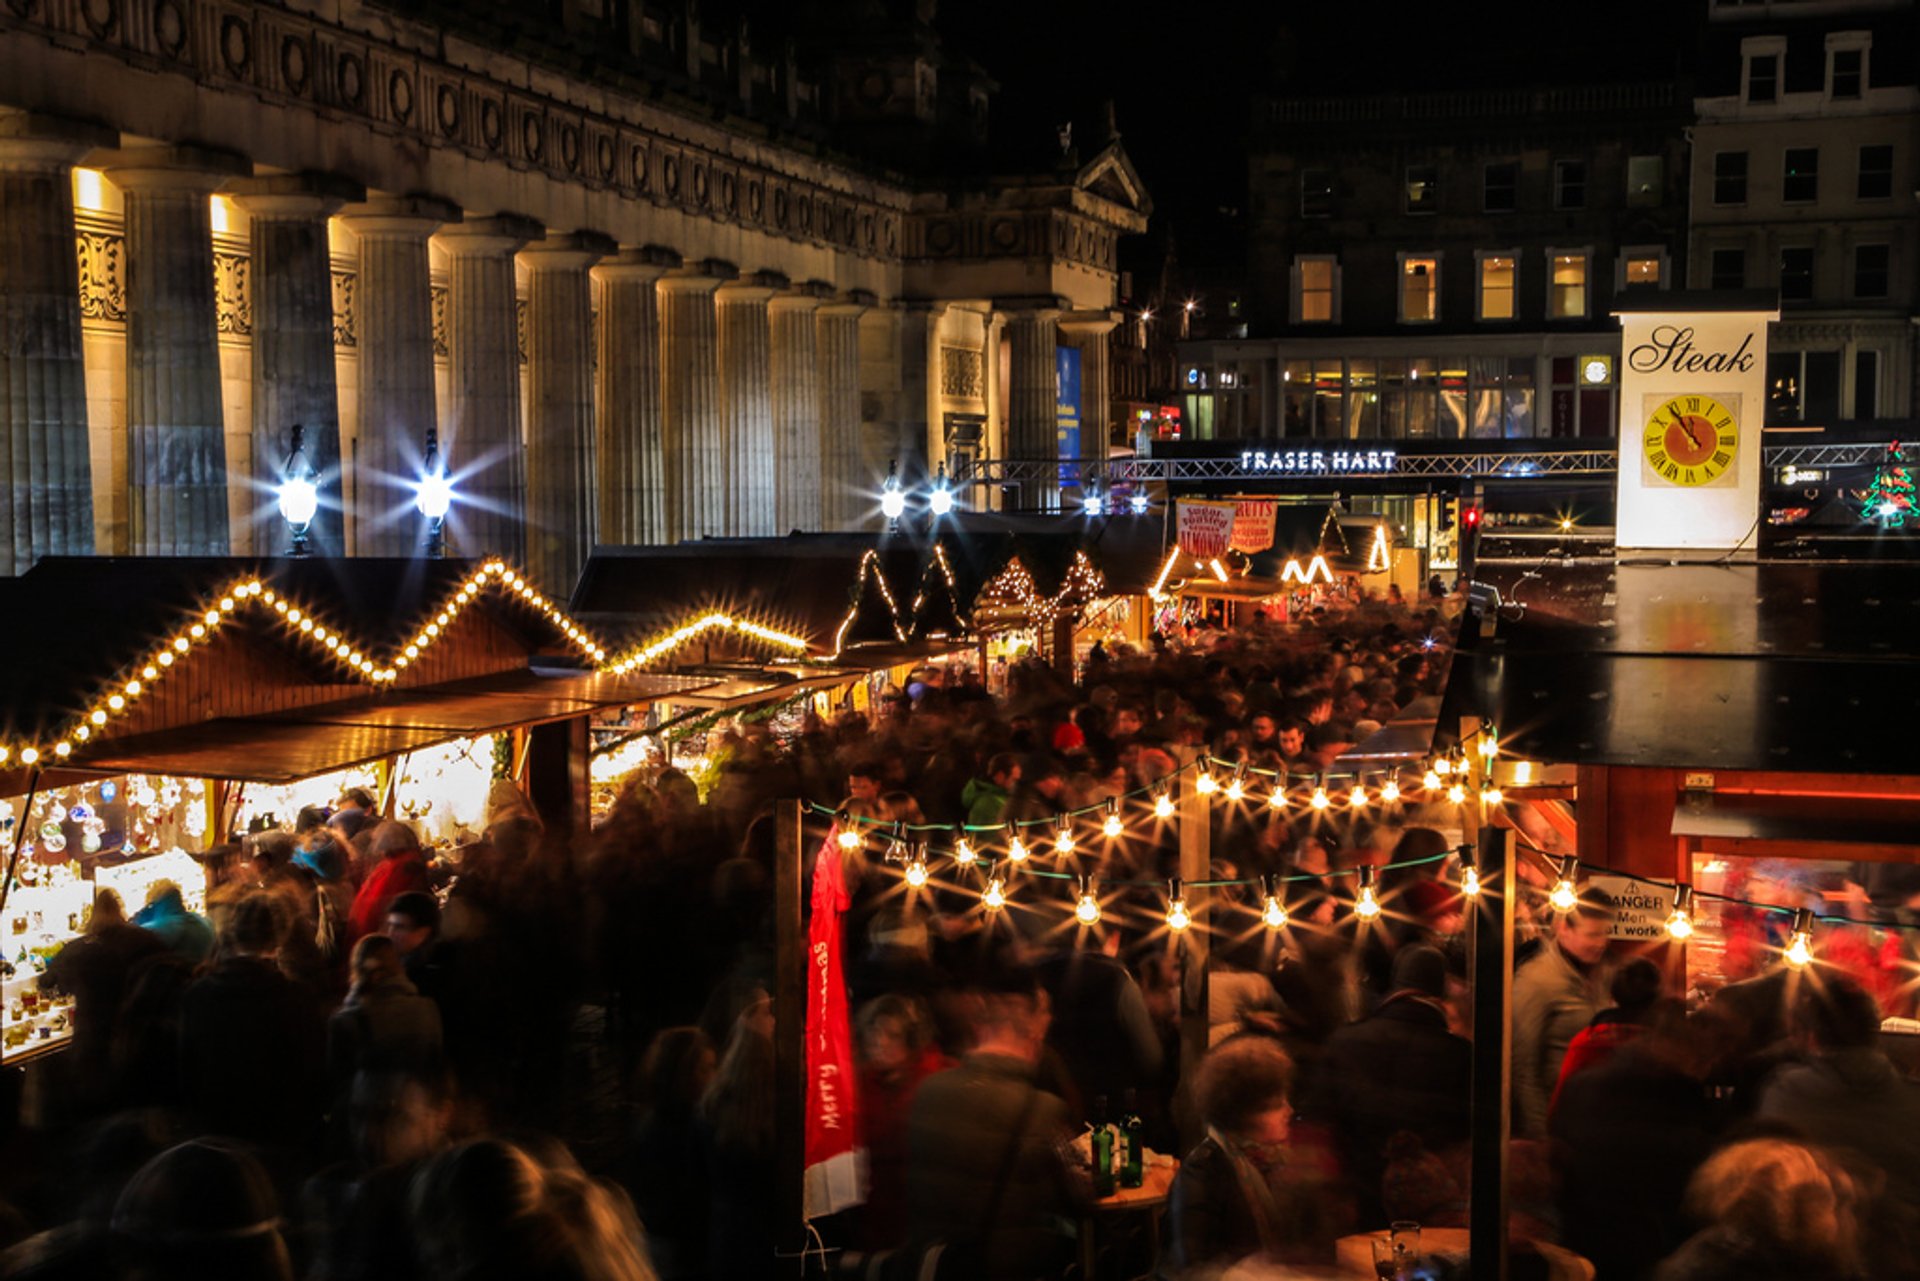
[
  {"xmin": 1336, "ymin": 1229, "xmax": 1593, "ymax": 1281},
  {"xmin": 1079, "ymin": 1162, "xmax": 1178, "ymax": 1281}
]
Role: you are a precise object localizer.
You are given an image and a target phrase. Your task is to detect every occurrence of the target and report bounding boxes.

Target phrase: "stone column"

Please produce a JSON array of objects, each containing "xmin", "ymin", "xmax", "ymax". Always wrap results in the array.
[
  {"xmin": 816, "ymin": 292, "xmax": 870, "ymax": 530},
  {"xmin": 592, "ymin": 245, "xmax": 678, "ymax": 546},
  {"xmin": 520, "ymin": 230, "xmax": 613, "ymax": 595},
  {"xmin": 231, "ymin": 173, "xmax": 362, "ymax": 557},
  {"xmin": 339, "ymin": 195, "xmax": 459, "ymax": 556},
  {"xmin": 768, "ymin": 282, "xmax": 829, "ymax": 534},
  {"xmin": 716, "ymin": 270, "xmax": 783, "ymax": 536},
  {"xmin": 436, "ymin": 213, "xmax": 541, "ymax": 562},
  {"xmin": 657, "ymin": 260, "xmax": 733, "ymax": 541},
  {"xmin": 1005, "ymin": 305, "xmax": 1061, "ymax": 510},
  {"xmin": 107, "ymin": 145, "xmax": 249, "ymax": 555},
  {"xmin": 1059, "ymin": 309, "xmax": 1120, "ymax": 465},
  {"xmin": 0, "ymin": 112, "xmax": 112, "ymax": 574}
]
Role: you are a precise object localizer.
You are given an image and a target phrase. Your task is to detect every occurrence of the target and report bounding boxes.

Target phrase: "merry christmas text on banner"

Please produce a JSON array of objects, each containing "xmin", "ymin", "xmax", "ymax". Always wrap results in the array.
[
  {"xmin": 1177, "ymin": 500, "xmax": 1236, "ymax": 559},
  {"xmin": 1230, "ymin": 499, "xmax": 1278, "ymax": 553},
  {"xmin": 803, "ymin": 829, "xmax": 866, "ymax": 1219}
]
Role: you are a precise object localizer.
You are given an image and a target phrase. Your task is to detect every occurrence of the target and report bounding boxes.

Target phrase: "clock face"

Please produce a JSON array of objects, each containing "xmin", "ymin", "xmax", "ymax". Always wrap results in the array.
[{"xmin": 1642, "ymin": 394, "xmax": 1739, "ymax": 487}]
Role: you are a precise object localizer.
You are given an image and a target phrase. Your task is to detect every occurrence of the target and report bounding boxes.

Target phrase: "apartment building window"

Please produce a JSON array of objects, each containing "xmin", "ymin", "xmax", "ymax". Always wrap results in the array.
[
  {"xmin": 1301, "ymin": 169, "xmax": 1333, "ymax": 217},
  {"xmin": 1855, "ymin": 350, "xmax": 1880, "ymax": 420},
  {"xmin": 1746, "ymin": 50, "xmax": 1779, "ymax": 103},
  {"xmin": 1709, "ymin": 247, "xmax": 1747, "ymax": 290},
  {"xmin": 1404, "ymin": 166, "xmax": 1438, "ymax": 214},
  {"xmin": 1477, "ymin": 252, "xmax": 1517, "ymax": 320},
  {"xmin": 1713, "ymin": 151, "xmax": 1748, "ymax": 205},
  {"xmin": 1626, "ymin": 155, "xmax": 1663, "ymax": 207},
  {"xmin": 1400, "ymin": 254, "xmax": 1440, "ymax": 323},
  {"xmin": 1768, "ymin": 350, "xmax": 1841, "ymax": 425},
  {"xmin": 1548, "ymin": 251, "xmax": 1590, "ymax": 319},
  {"xmin": 1779, "ymin": 246, "xmax": 1814, "ymax": 301},
  {"xmin": 1553, "ymin": 159, "xmax": 1587, "ymax": 210},
  {"xmin": 1855, "ymin": 243, "xmax": 1890, "ymax": 298},
  {"xmin": 1831, "ymin": 47, "xmax": 1864, "ymax": 98},
  {"xmin": 1293, "ymin": 255, "xmax": 1339, "ymax": 322},
  {"xmin": 1620, "ymin": 247, "xmax": 1666, "ymax": 290},
  {"xmin": 1783, "ymin": 148, "xmax": 1819, "ymax": 203},
  {"xmin": 1483, "ymin": 161, "xmax": 1518, "ymax": 213},
  {"xmin": 1858, "ymin": 144, "xmax": 1893, "ymax": 199}
]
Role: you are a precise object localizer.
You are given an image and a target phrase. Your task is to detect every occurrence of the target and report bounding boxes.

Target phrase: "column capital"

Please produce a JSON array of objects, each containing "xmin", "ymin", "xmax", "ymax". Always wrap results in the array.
[
  {"xmin": 435, "ymin": 213, "xmax": 544, "ymax": 256},
  {"xmin": 100, "ymin": 144, "xmax": 250, "ymax": 194},
  {"xmin": 338, "ymin": 194, "xmax": 462, "ymax": 238},
  {"xmin": 519, "ymin": 229, "xmax": 617, "ymax": 271},
  {"xmin": 995, "ymin": 294, "xmax": 1067, "ymax": 321},
  {"xmin": 1058, "ymin": 308, "xmax": 1122, "ymax": 340},
  {"xmin": 228, "ymin": 172, "xmax": 364, "ymax": 220},
  {"xmin": 717, "ymin": 269, "xmax": 789, "ymax": 303},
  {"xmin": 0, "ymin": 110, "xmax": 116, "ymax": 170},
  {"xmin": 659, "ymin": 259, "xmax": 738, "ymax": 294},
  {"xmin": 820, "ymin": 288, "xmax": 876, "ymax": 318},
  {"xmin": 768, "ymin": 280, "xmax": 834, "ymax": 314},
  {"xmin": 592, "ymin": 244, "xmax": 682, "ymax": 281}
]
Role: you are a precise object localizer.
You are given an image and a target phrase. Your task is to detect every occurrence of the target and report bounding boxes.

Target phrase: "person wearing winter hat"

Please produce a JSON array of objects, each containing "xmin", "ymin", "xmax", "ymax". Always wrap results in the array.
[
  {"xmin": 133, "ymin": 880, "xmax": 215, "ymax": 963},
  {"xmin": 111, "ymin": 1138, "xmax": 294, "ymax": 1281}
]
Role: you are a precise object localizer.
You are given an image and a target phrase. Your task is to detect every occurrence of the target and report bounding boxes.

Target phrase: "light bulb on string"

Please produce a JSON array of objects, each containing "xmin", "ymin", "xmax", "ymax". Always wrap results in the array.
[
  {"xmin": 1548, "ymin": 857, "xmax": 1580, "ymax": 913},
  {"xmin": 1074, "ymin": 877, "xmax": 1102, "ymax": 926},
  {"xmin": 1054, "ymin": 820, "xmax": 1077, "ymax": 856},
  {"xmin": 1784, "ymin": 908, "xmax": 1815, "ymax": 969},
  {"xmin": 1310, "ymin": 779, "xmax": 1331, "ymax": 811},
  {"xmin": 1380, "ymin": 776, "xmax": 1401, "ymax": 804},
  {"xmin": 1434, "ymin": 756, "xmax": 1453, "ymax": 777},
  {"xmin": 1153, "ymin": 793, "xmax": 1175, "ymax": 819},
  {"xmin": 953, "ymin": 831, "xmax": 977, "ymax": 865},
  {"xmin": 1665, "ymin": 885, "xmax": 1695, "ymax": 941},
  {"xmin": 1224, "ymin": 763, "xmax": 1248, "ymax": 802},
  {"xmin": 904, "ymin": 852, "xmax": 929, "ymax": 888},
  {"xmin": 1102, "ymin": 800, "xmax": 1124, "ymax": 839},
  {"xmin": 1353, "ymin": 865, "xmax": 1382, "ymax": 922},
  {"xmin": 1008, "ymin": 832, "xmax": 1030, "ymax": 863},
  {"xmin": 982, "ymin": 872, "xmax": 1007, "ymax": 912},
  {"xmin": 1164, "ymin": 879, "xmax": 1191, "ymax": 933},
  {"xmin": 835, "ymin": 813, "xmax": 862, "ymax": 851},
  {"xmin": 1195, "ymin": 770, "xmax": 1219, "ymax": 796},
  {"xmin": 1479, "ymin": 728, "xmax": 1500, "ymax": 759},
  {"xmin": 1461, "ymin": 863, "xmax": 1481, "ymax": 899},
  {"xmin": 1266, "ymin": 783, "xmax": 1287, "ymax": 810},
  {"xmin": 1446, "ymin": 781, "xmax": 1467, "ymax": 805},
  {"xmin": 1261, "ymin": 876, "xmax": 1288, "ymax": 930},
  {"xmin": 1423, "ymin": 766, "xmax": 1443, "ymax": 791},
  {"xmin": 1480, "ymin": 784, "xmax": 1503, "ymax": 806},
  {"xmin": 1350, "ymin": 780, "xmax": 1369, "ymax": 809}
]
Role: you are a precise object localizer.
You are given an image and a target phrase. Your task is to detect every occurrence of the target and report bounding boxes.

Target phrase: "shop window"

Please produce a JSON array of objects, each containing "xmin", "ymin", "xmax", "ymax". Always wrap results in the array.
[
  {"xmin": 1477, "ymin": 253, "xmax": 1517, "ymax": 321},
  {"xmin": 1709, "ymin": 246, "xmax": 1747, "ymax": 290},
  {"xmin": 1347, "ymin": 360, "xmax": 1379, "ymax": 437},
  {"xmin": 1858, "ymin": 144, "xmax": 1893, "ymax": 199},
  {"xmin": 1553, "ymin": 159, "xmax": 1586, "ymax": 210},
  {"xmin": 1713, "ymin": 151, "xmax": 1748, "ymax": 205},
  {"xmin": 1483, "ymin": 161, "xmax": 1518, "ymax": 213},
  {"xmin": 1405, "ymin": 358, "xmax": 1439, "ymax": 439},
  {"xmin": 1311, "ymin": 360, "xmax": 1345, "ymax": 435},
  {"xmin": 1854, "ymin": 243, "xmax": 1890, "ymax": 299},
  {"xmin": 1404, "ymin": 165, "xmax": 1438, "ymax": 214},
  {"xmin": 1783, "ymin": 148, "xmax": 1819, "ymax": 203},
  {"xmin": 1548, "ymin": 250, "xmax": 1589, "ymax": 319},
  {"xmin": 1779, "ymin": 246, "xmax": 1814, "ymax": 302},
  {"xmin": 1282, "ymin": 360, "xmax": 1312, "ymax": 436},
  {"xmin": 1399, "ymin": 254, "xmax": 1439, "ymax": 323},
  {"xmin": 1626, "ymin": 155, "xmax": 1663, "ymax": 207},
  {"xmin": 1300, "ymin": 169, "xmax": 1333, "ymax": 218},
  {"xmin": 1294, "ymin": 256, "xmax": 1339, "ymax": 323}
]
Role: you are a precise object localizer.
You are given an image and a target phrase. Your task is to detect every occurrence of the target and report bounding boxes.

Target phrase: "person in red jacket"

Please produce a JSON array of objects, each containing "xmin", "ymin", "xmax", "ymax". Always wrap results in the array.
[
  {"xmin": 1549, "ymin": 956, "xmax": 1664, "ymax": 1117},
  {"xmin": 854, "ymin": 993, "xmax": 952, "ymax": 1250},
  {"xmin": 348, "ymin": 821, "xmax": 432, "ymax": 941}
]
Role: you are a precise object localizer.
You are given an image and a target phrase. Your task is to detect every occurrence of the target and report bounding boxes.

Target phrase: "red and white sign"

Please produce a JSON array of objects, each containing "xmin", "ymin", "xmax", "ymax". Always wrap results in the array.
[
  {"xmin": 804, "ymin": 829, "xmax": 865, "ymax": 1218},
  {"xmin": 1230, "ymin": 499, "xmax": 1278, "ymax": 553},
  {"xmin": 1177, "ymin": 500, "xmax": 1236, "ymax": 559}
]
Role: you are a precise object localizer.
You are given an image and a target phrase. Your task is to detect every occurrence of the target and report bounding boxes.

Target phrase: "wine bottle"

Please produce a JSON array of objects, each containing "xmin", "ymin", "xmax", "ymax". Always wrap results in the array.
[
  {"xmin": 1120, "ymin": 1088, "xmax": 1145, "ymax": 1188},
  {"xmin": 1090, "ymin": 1095, "xmax": 1116, "ymax": 1196}
]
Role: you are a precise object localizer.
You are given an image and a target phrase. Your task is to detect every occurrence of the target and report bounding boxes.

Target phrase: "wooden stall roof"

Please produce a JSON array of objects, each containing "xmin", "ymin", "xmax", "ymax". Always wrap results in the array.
[
  {"xmin": 73, "ymin": 669, "xmax": 719, "ymax": 783},
  {"xmin": 1437, "ymin": 560, "xmax": 1920, "ymax": 774}
]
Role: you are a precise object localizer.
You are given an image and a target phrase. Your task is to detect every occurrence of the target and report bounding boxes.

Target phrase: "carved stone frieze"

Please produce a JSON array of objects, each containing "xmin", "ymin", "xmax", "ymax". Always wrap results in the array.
[
  {"xmin": 331, "ymin": 268, "xmax": 356, "ymax": 348},
  {"xmin": 76, "ymin": 228, "xmax": 125, "ymax": 324},
  {"xmin": 431, "ymin": 282, "xmax": 449, "ymax": 358},
  {"xmin": 213, "ymin": 250, "xmax": 250, "ymax": 335},
  {"xmin": 939, "ymin": 346, "xmax": 983, "ymax": 400}
]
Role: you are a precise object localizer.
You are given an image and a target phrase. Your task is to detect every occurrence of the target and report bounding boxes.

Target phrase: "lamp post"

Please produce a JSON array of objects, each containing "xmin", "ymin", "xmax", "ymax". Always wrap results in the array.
[
  {"xmin": 928, "ymin": 461, "xmax": 955, "ymax": 518},
  {"xmin": 880, "ymin": 459, "xmax": 905, "ymax": 530},
  {"xmin": 416, "ymin": 426, "xmax": 453, "ymax": 557},
  {"xmin": 276, "ymin": 423, "xmax": 319, "ymax": 557}
]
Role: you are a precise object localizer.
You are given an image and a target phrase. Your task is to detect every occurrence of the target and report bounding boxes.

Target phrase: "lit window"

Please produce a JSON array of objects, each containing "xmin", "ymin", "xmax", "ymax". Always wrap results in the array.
[
  {"xmin": 1400, "ymin": 255, "xmax": 1439, "ymax": 323},
  {"xmin": 1404, "ymin": 166, "xmax": 1438, "ymax": 214},
  {"xmin": 1549, "ymin": 252, "xmax": 1588, "ymax": 319},
  {"xmin": 1478, "ymin": 254, "xmax": 1516, "ymax": 321},
  {"xmin": 1624, "ymin": 254, "xmax": 1663, "ymax": 289},
  {"xmin": 1296, "ymin": 257, "xmax": 1337, "ymax": 323},
  {"xmin": 1858, "ymin": 144, "xmax": 1893, "ymax": 199},
  {"xmin": 1783, "ymin": 148, "xmax": 1819, "ymax": 203}
]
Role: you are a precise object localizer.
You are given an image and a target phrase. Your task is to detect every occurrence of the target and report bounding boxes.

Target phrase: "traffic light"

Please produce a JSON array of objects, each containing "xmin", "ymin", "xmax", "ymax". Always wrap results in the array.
[
  {"xmin": 1462, "ymin": 504, "xmax": 1482, "ymax": 531},
  {"xmin": 1440, "ymin": 497, "xmax": 1458, "ymax": 532}
]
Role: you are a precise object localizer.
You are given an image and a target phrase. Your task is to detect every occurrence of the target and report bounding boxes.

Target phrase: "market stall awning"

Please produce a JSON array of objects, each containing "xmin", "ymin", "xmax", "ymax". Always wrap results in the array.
[
  {"xmin": 72, "ymin": 669, "xmax": 719, "ymax": 783},
  {"xmin": 1338, "ymin": 719, "xmax": 1440, "ymax": 764},
  {"xmin": 1671, "ymin": 791, "xmax": 1920, "ymax": 848}
]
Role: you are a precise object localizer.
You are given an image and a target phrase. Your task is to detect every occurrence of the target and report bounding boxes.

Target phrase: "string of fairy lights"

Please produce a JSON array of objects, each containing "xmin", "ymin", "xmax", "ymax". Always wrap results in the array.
[{"xmin": 817, "ymin": 736, "xmax": 1868, "ymax": 973}]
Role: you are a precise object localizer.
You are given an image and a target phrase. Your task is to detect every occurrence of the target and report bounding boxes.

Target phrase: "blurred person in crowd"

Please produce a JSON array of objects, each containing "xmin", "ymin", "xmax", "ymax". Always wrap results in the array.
[
  {"xmin": 385, "ymin": 890, "xmax": 444, "ymax": 998},
  {"xmin": 907, "ymin": 967, "xmax": 1082, "ymax": 1280},
  {"xmin": 41, "ymin": 888, "xmax": 165, "ymax": 1113},
  {"xmin": 111, "ymin": 1138, "xmax": 295, "ymax": 1281},
  {"xmin": 302, "ymin": 1067, "xmax": 453, "ymax": 1281},
  {"xmin": 1037, "ymin": 922, "xmax": 1164, "ymax": 1114},
  {"xmin": 132, "ymin": 880, "xmax": 214, "ymax": 963},
  {"xmin": 1511, "ymin": 886, "xmax": 1613, "ymax": 1138},
  {"xmin": 697, "ymin": 997, "xmax": 777, "ymax": 1281},
  {"xmin": 0, "ymin": 1109, "xmax": 174, "ymax": 1280},
  {"xmin": 624, "ymin": 1027, "xmax": 715, "ymax": 1281},
  {"xmin": 1653, "ymin": 1139, "xmax": 1863, "ymax": 1281},
  {"xmin": 329, "ymin": 934, "xmax": 444, "ymax": 1093},
  {"xmin": 1166, "ymin": 1036, "xmax": 1304, "ymax": 1277},
  {"xmin": 349, "ymin": 822, "xmax": 432, "ymax": 939},
  {"xmin": 963, "ymin": 753, "xmax": 1021, "ymax": 828},
  {"xmin": 855, "ymin": 995, "xmax": 952, "ymax": 1250},
  {"xmin": 1550, "ymin": 955, "xmax": 1665, "ymax": 1113}
]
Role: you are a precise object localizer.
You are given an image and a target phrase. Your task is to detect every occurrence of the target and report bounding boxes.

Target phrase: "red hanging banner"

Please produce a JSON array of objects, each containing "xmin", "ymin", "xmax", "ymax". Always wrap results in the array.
[
  {"xmin": 1229, "ymin": 499, "xmax": 1278, "ymax": 553},
  {"xmin": 1176, "ymin": 500, "xmax": 1236, "ymax": 560},
  {"xmin": 803, "ymin": 827, "xmax": 866, "ymax": 1218}
]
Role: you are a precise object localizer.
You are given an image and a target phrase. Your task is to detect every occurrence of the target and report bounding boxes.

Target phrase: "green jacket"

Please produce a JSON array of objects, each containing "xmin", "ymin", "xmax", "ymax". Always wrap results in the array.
[{"xmin": 962, "ymin": 777, "xmax": 1010, "ymax": 828}]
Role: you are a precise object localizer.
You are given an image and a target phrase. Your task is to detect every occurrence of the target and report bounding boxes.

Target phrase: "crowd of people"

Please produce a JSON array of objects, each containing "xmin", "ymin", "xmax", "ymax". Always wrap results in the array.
[{"xmin": 0, "ymin": 582, "xmax": 1915, "ymax": 1281}]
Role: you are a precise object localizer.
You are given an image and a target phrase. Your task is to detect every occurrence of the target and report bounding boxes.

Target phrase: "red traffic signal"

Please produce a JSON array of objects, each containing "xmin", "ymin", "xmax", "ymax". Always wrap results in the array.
[{"xmin": 1462, "ymin": 505, "xmax": 1482, "ymax": 529}]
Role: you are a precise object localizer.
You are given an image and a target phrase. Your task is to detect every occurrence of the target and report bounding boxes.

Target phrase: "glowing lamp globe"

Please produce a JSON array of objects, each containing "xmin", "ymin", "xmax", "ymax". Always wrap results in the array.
[
  {"xmin": 416, "ymin": 472, "xmax": 454, "ymax": 522},
  {"xmin": 278, "ymin": 476, "xmax": 318, "ymax": 530}
]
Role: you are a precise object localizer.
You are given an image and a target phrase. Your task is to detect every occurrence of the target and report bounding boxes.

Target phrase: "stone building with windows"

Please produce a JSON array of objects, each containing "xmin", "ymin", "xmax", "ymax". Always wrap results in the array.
[
  {"xmin": 0, "ymin": 0, "xmax": 1147, "ymax": 589},
  {"xmin": 1179, "ymin": 80, "xmax": 1693, "ymax": 446},
  {"xmin": 1688, "ymin": 0, "xmax": 1918, "ymax": 426}
]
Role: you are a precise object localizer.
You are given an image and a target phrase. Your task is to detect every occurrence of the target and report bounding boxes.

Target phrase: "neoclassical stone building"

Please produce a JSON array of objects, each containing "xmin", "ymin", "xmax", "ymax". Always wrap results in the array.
[{"xmin": 0, "ymin": 0, "xmax": 1148, "ymax": 589}]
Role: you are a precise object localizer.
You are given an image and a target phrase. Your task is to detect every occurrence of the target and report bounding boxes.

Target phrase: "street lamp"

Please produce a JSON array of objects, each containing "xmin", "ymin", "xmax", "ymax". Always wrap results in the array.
[
  {"xmin": 1082, "ymin": 482, "xmax": 1104, "ymax": 517},
  {"xmin": 928, "ymin": 462, "xmax": 955, "ymax": 517},
  {"xmin": 880, "ymin": 460, "xmax": 906, "ymax": 527},
  {"xmin": 276, "ymin": 423, "xmax": 319, "ymax": 556},
  {"xmin": 416, "ymin": 426, "xmax": 453, "ymax": 557}
]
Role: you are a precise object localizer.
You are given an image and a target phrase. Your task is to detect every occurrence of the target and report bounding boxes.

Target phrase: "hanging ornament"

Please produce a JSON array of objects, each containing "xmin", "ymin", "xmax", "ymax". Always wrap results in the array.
[
  {"xmin": 99, "ymin": 782, "xmax": 117, "ymax": 803},
  {"xmin": 38, "ymin": 820, "xmax": 62, "ymax": 843},
  {"xmin": 41, "ymin": 830, "xmax": 65, "ymax": 853},
  {"xmin": 80, "ymin": 832, "xmax": 101, "ymax": 855},
  {"xmin": 67, "ymin": 803, "xmax": 92, "ymax": 824}
]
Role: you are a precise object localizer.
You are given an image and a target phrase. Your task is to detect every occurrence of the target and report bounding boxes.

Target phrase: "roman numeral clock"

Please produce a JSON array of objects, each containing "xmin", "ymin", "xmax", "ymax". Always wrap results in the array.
[{"xmin": 1641, "ymin": 394, "xmax": 1739, "ymax": 488}]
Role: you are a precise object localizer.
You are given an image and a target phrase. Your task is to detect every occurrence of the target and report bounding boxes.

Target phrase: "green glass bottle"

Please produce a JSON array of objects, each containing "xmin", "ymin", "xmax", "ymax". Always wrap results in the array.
[
  {"xmin": 1120, "ymin": 1088, "xmax": 1145, "ymax": 1188},
  {"xmin": 1090, "ymin": 1095, "xmax": 1116, "ymax": 1196}
]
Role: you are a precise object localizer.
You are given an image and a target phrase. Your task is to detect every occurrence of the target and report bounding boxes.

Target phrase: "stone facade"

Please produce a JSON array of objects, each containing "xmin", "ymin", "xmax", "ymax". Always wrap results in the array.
[{"xmin": 0, "ymin": 0, "xmax": 1147, "ymax": 586}]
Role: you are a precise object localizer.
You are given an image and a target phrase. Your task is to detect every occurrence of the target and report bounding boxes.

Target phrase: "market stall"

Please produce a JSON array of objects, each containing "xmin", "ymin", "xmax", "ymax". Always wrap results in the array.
[{"xmin": 0, "ymin": 556, "xmax": 713, "ymax": 1065}]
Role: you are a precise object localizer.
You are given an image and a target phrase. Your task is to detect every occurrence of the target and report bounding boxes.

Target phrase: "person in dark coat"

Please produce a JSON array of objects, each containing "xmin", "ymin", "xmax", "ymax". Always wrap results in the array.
[
  {"xmin": 1166, "ymin": 1035, "xmax": 1303, "ymax": 1277},
  {"xmin": 1654, "ymin": 1138, "xmax": 1864, "ymax": 1281},
  {"xmin": 624, "ymin": 1026, "xmax": 715, "ymax": 1281},
  {"xmin": 328, "ymin": 934, "xmax": 444, "ymax": 1091},
  {"xmin": 1551, "ymin": 1001, "xmax": 1718, "ymax": 1281},
  {"xmin": 179, "ymin": 892, "xmax": 327, "ymax": 1157},
  {"xmin": 697, "ymin": 1003, "xmax": 778, "ymax": 1281},
  {"xmin": 42, "ymin": 889, "xmax": 167, "ymax": 1113},
  {"xmin": 1305, "ymin": 944, "xmax": 1470, "ymax": 1225},
  {"xmin": 1035, "ymin": 926, "xmax": 1164, "ymax": 1122}
]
